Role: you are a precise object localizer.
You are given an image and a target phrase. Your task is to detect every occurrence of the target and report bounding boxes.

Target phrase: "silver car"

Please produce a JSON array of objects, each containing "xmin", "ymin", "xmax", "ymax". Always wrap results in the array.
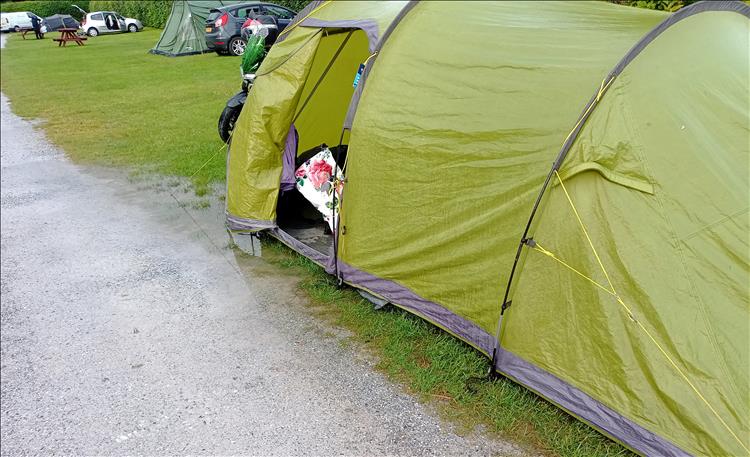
[{"xmin": 80, "ymin": 11, "xmax": 143, "ymax": 36}]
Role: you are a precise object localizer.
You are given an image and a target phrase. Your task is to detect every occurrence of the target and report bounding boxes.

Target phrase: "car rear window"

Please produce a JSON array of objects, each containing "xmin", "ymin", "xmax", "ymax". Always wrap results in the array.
[
  {"xmin": 91, "ymin": 13, "xmax": 103, "ymax": 21},
  {"xmin": 236, "ymin": 6, "xmax": 262, "ymax": 18},
  {"xmin": 263, "ymin": 5, "xmax": 296, "ymax": 19},
  {"xmin": 207, "ymin": 10, "xmax": 221, "ymax": 22}
]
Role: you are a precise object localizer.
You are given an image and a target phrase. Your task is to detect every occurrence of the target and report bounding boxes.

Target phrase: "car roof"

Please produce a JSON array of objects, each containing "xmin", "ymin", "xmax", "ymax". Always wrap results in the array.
[
  {"xmin": 214, "ymin": 2, "xmax": 294, "ymax": 13},
  {"xmin": 214, "ymin": 2, "xmax": 260, "ymax": 11}
]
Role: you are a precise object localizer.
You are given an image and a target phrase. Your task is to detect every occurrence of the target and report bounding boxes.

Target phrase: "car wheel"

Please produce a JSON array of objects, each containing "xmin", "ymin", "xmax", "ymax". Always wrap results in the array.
[
  {"xmin": 128, "ymin": 24, "xmax": 137, "ymax": 33},
  {"xmin": 87, "ymin": 27, "xmax": 98, "ymax": 36},
  {"xmin": 218, "ymin": 104, "xmax": 243, "ymax": 144},
  {"xmin": 14, "ymin": 25, "xmax": 20, "ymax": 32},
  {"xmin": 228, "ymin": 37, "xmax": 246, "ymax": 56}
]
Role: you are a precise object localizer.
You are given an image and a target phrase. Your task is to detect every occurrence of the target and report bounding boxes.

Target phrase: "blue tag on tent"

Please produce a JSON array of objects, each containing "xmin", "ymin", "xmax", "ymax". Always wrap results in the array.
[{"xmin": 353, "ymin": 63, "xmax": 365, "ymax": 88}]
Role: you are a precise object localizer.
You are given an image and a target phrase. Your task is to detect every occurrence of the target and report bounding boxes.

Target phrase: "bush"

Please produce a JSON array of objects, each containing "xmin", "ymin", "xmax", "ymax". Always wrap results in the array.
[
  {"xmin": 0, "ymin": 1, "xmax": 90, "ymax": 19},
  {"xmin": 85, "ymin": 0, "xmax": 309, "ymax": 29},
  {"xmin": 609, "ymin": 0, "xmax": 701, "ymax": 11},
  {"xmin": 88, "ymin": 0, "xmax": 171, "ymax": 28},
  {"xmin": 276, "ymin": 0, "xmax": 309, "ymax": 12}
]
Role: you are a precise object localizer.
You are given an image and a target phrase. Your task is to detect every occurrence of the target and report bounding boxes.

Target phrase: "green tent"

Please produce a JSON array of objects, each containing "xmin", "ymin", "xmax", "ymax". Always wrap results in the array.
[
  {"xmin": 225, "ymin": 1, "xmax": 750, "ymax": 455},
  {"xmin": 150, "ymin": 0, "xmax": 243, "ymax": 56}
]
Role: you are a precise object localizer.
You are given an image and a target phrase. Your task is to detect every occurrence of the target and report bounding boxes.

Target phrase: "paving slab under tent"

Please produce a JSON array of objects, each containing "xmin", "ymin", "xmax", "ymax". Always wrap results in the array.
[
  {"xmin": 225, "ymin": 1, "xmax": 750, "ymax": 455},
  {"xmin": 150, "ymin": 0, "xmax": 243, "ymax": 56}
]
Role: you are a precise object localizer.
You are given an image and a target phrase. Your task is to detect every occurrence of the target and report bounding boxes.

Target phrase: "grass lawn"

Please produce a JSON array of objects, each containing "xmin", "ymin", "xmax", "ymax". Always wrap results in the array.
[
  {"xmin": 0, "ymin": 29, "xmax": 234, "ymax": 192},
  {"xmin": 2, "ymin": 30, "xmax": 633, "ymax": 457}
]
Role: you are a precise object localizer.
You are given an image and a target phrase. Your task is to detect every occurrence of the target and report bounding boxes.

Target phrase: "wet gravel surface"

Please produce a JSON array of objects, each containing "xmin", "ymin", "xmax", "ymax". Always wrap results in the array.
[{"xmin": 0, "ymin": 85, "xmax": 528, "ymax": 456}]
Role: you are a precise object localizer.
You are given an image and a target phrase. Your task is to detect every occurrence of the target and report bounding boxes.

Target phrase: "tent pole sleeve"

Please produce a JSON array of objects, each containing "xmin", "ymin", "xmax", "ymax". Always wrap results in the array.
[
  {"xmin": 333, "ymin": 127, "xmax": 349, "ymax": 286},
  {"xmin": 490, "ymin": 165, "xmax": 556, "ymax": 370}
]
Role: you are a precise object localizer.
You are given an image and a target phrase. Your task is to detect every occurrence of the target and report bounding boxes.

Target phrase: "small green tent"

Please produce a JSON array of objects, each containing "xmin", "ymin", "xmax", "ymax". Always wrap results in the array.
[
  {"xmin": 150, "ymin": 0, "xmax": 243, "ymax": 56},
  {"xmin": 226, "ymin": 1, "xmax": 750, "ymax": 455}
]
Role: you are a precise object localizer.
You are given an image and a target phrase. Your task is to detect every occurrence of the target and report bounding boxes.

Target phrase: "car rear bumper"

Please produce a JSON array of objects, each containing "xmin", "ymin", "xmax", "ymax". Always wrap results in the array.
[
  {"xmin": 206, "ymin": 24, "xmax": 241, "ymax": 53},
  {"xmin": 205, "ymin": 32, "xmax": 229, "ymax": 52}
]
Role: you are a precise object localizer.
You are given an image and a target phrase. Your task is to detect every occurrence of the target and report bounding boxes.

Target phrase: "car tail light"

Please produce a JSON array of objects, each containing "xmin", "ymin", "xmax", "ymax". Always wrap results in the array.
[
  {"xmin": 81, "ymin": 16, "xmax": 86, "ymax": 25},
  {"xmin": 215, "ymin": 13, "xmax": 228, "ymax": 28}
]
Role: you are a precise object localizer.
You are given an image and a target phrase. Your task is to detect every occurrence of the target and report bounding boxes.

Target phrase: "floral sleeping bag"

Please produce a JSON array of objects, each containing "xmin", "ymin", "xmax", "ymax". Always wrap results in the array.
[{"xmin": 294, "ymin": 148, "xmax": 344, "ymax": 231}]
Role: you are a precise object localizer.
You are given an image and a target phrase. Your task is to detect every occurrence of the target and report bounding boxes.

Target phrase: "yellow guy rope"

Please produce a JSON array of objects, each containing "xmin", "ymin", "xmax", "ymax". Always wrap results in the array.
[
  {"xmin": 277, "ymin": 0, "xmax": 333, "ymax": 41},
  {"xmin": 191, "ymin": 142, "xmax": 228, "ymax": 179},
  {"xmin": 531, "ymin": 170, "xmax": 749, "ymax": 453},
  {"xmin": 557, "ymin": 76, "xmax": 616, "ymax": 150}
]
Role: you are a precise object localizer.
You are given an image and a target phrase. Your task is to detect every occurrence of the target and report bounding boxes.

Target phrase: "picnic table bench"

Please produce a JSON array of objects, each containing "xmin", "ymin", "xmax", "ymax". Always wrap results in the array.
[
  {"xmin": 18, "ymin": 27, "xmax": 38, "ymax": 39},
  {"xmin": 52, "ymin": 28, "xmax": 86, "ymax": 47}
]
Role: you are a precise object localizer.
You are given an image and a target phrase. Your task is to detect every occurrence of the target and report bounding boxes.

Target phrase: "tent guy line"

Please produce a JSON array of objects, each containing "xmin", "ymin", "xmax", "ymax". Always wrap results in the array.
[{"xmin": 531, "ymin": 170, "xmax": 749, "ymax": 454}]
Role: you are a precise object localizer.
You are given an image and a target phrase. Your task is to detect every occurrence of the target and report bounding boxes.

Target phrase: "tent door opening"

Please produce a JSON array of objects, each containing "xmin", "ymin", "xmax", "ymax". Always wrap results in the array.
[
  {"xmin": 274, "ymin": 27, "xmax": 369, "ymax": 258},
  {"xmin": 277, "ymin": 144, "xmax": 347, "ymax": 257}
]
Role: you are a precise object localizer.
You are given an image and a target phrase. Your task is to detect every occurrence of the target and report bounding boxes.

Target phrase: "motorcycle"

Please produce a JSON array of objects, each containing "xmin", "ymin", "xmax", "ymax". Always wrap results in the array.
[{"xmin": 217, "ymin": 18, "xmax": 276, "ymax": 144}]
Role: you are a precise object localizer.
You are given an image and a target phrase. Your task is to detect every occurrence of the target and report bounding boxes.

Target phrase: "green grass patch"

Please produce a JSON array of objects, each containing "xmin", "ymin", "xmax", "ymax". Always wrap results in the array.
[
  {"xmin": 261, "ymin": 238, "xmax": 634, "ymax": 457},
  {"xmin": 0, "ymin": 29, "xmax": 234, "ymax": 191}
]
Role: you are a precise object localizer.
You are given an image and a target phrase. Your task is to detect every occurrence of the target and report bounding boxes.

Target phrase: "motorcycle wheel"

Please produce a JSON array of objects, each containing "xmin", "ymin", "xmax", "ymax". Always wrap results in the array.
[{"xmin": 218, "ymin": 103, "xmax": 243, "ymax": 144}]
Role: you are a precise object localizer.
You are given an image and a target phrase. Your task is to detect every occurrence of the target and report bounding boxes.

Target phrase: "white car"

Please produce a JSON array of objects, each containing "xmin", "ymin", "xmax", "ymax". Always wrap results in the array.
[
  {"xmin": 1, "ymin": 11, "xmax": 41, "ymax": 32},
  {"xmin": 80, "ymin": 11, "xmax": 143, "ymax": 36}
]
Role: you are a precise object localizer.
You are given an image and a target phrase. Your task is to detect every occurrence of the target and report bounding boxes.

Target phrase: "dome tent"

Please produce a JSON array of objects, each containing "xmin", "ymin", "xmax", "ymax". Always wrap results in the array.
[
  {"xmin": 225, "ymin": 1, "xmax": 750, "ymax": 455},
  {"xmin": 150, "ymin": 0, "xmax": 243, "ymax": 56},
  {"xmin": 42, "ymin": 14, "xmax": 79, "ymax": 32}
]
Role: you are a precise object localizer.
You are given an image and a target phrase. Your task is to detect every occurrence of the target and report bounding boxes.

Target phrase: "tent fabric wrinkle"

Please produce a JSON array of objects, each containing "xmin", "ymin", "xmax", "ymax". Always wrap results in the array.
[{"xmin": 225, "ymin": 1, "xmax": 750, "ymax": 455}]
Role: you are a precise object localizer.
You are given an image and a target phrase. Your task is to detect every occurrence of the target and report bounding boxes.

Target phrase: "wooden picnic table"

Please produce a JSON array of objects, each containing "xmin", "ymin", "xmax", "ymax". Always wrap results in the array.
[
  {"xmin": 18, "ymin": 27, "xmax": 36, "ymax": 39},
  {"xmin": 53, "ymin": 28, "xmax": 87, "ymax": 47}
]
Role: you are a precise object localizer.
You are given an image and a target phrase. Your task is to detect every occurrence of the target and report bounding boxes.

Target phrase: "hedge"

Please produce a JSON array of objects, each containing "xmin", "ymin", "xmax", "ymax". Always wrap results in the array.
[
  {"xmin": 0, "ymin": 0, "xmax": 306, "ymax": 29},
  {"xmin": 87, "ymin": 0, "xmax": 312, "ymax": 29},
  {"xmin": 609, "ymin": 0, "xmax": 699, "ymax": 12},
  {"xmin": 0, "ymin": 1, "xmax": 90, "ymax": 19},
  {"xmin": 87, "ymin": 1, "xmax": 171, "ymax": 28}
]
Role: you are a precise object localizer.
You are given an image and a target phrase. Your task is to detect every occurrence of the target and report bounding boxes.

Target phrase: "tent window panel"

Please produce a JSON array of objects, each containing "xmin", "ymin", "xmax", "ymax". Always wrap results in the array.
[{"xmin": 294, "ymin": 29, "xmax": 370, "ymax": 154}]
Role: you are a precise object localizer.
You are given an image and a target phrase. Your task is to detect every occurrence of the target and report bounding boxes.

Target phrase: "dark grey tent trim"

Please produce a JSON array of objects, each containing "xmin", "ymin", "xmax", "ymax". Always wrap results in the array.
[
  {"xmin": 335, "ymin": 260, "xmax": 496, "ymax": 355},
  {"xmin": 276, "ymin": 0, "xmax": 326, "ymax": 45},
  {"xmin": 148, "ymin": 49, "xmax": 205, "ymax": 57},
  {"xmin": 335, "ymin": 259, "xmax": 690, "ymax": 456},
  {"xmin": 270, "ymin": 227, "xmax": 331, "ymax": 268},
  {"xmin": 226, "ymin": 213, "xmax": 277, "ymax": 231},
  {"xmin": 317, "ymin": 256, "xmax": 692, "ymax": 456},
  {"xmin": 298, "ymin": 18, "xmax": 380, "ymax": 52},
  {"xmin": 494, "ymin": 349, "xmax": 690, "ymax": 457}
]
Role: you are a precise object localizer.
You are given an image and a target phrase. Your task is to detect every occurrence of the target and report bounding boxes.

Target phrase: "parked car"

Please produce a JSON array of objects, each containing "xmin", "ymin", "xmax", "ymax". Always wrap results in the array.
[
  {"xmin": 1, "ymin": 11, "xmax": 42, "ymax": 32},
  {"xmin": 80, "ymin": 11, "xmax": 143, "ymax": 36},
  {"xmin": 205, "ymin": 2, "xmax": 296, "ymax": 56}
]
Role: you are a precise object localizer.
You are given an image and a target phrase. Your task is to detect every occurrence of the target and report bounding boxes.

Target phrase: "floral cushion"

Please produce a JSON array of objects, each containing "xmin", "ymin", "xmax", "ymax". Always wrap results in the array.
[{"xmin": 295, "ymin": 148, "xmax": 344, "ymax": 231}]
